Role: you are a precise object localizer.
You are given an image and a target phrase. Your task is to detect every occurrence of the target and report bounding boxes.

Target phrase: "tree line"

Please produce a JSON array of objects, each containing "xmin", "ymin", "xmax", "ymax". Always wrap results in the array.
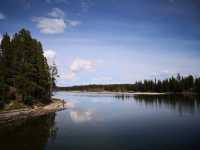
[
  {"xmin": 134, "ymin": 74, "xmax": 200, "ymax": 93},
  {"xmin": 57, "ymin": 84, "xmax": 134, "ymax": 92},
  {"xmin": 0, "ymin": 29, "xmax": 56, "ymax": 107},
  {"xmin": 57, "ymin": 74, "xmax": 200, "ymax": 93}
]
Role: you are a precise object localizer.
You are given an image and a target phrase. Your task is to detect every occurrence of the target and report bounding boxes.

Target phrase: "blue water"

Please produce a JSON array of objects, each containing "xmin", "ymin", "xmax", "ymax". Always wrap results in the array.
[{"xmin": 1, "ymin": 92, "xmax": 200, "ymax": 150}]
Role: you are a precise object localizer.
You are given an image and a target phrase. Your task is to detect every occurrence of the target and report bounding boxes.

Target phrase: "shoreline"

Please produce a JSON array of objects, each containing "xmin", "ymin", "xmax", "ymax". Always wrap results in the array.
[
  {"xmin": 0, "ymin": 99, "xmax": 66, "ymax": 125},
  {"xmin": 57, "ymin": 91, "xmax": 198, "ymax": 96}
]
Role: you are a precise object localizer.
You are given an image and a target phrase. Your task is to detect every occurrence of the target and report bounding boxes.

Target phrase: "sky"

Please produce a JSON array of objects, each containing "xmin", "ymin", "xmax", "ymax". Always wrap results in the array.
[{"xmin": 0, "ymin": 0, "xmax": 200, "ymax": 86}]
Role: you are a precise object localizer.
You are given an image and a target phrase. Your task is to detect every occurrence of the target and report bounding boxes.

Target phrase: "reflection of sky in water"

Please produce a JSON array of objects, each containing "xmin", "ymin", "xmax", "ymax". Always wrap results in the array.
[
  {"xmin": 54, "ymin": 92, "xmax": 200, "ymax": 126},
  {"xmin": 46, "ymin": 92, "xmax": 200, "ymax": 150},
  {"xmin": 1, "ymin": 93, "xmax": 200, "ymax": 150},
  {"xmin": 70, "ymin": 110, "xmax": 93, "ymax": 123}
]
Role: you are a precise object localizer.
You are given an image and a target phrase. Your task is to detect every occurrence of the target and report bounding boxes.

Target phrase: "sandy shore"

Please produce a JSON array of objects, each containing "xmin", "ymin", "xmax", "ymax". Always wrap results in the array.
[{"xmin": 0, "ymin": 99, "xmax": 66, "ymax": 125}]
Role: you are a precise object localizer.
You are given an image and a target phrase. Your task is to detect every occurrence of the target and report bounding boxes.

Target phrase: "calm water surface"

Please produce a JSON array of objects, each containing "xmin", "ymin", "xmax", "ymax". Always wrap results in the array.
[{"xmin": 1, "ymin": 92, "xmax": 200, "ymax": 150}]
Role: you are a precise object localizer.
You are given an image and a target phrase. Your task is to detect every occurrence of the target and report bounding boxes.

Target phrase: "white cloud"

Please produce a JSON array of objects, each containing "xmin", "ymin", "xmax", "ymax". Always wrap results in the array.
[
  {"xmin": 33, "ymin": 17, "xmax": 66, "ymax": 34},
  {"xmin": 66, "ymin": 20, "xmax": 80, "ymax": 27},
  {"xmin": 0, "ymin": 12, "xmax": 5, "ymax": 20},
  {"xmin": 70, "ymin": 58, "xmax": 96, "ymax": 72},
  {"xmin": 44, "ymin": 49, "xmax": 56, "ymax": 66},
  {"xmin": 66, "ymin": 58, "xmax": 97, "ymax": 80},
  {"xmin": 48, "ymin": 8, "xmax": 65, "ymax": 18},
  {"xmin": 32, "ymin": 8, "xmax": 80, "ymax": 34}
]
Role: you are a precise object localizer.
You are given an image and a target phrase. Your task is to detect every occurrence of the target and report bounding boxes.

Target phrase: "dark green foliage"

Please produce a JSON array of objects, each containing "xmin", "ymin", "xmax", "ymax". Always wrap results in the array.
[
  {"xmin": 24, "ymin": 96, "xmax": 33, "ymax": 106},
  {"xmin": 0, "ymin": 29, "xmax": 52, "ymax": 106},
  {"xmin": 0, "ymin": 99, "xmax": 5, "ymax": 109},
  {"xmin": 133, "ymin": 74, "xmax": 198, "ymax": 93},
  {"xmin": 57, "ymin": 84, "xmax": 135, "ymax": 92},
  {"xmin": 195, "ymin": 78, "xmax": 200, "ymax": 93},
  {"xmin": 58, "ymin": 74, "xmax": 200, "ymax": 94}
]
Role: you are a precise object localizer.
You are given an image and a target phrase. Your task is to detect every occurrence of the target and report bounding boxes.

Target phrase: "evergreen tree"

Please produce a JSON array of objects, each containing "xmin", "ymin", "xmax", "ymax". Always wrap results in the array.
[
  {"xmin": 0, "ymin": 33, "xmax": 12, "ymax": 102},
  {"xmin": 195, "ymin": 78, "xmax": 200, "ymax": 93},
  {"xmin": 49, "ymin": 62, "xmax": 58, "ymax": 96},
  {"xmin": 0, "ymin": 29, "xmax": 53, "ymax": 105}
]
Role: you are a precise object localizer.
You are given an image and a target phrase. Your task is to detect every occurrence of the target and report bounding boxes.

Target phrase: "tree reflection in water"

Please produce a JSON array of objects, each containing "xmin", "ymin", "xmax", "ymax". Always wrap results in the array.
[
  {"xmin": 114, "ymin": 94, "xmax": 200, "ymax": 115},
  {"xmin": 0, "ymin": 113, "xmax": 57, "ymax": 150}
]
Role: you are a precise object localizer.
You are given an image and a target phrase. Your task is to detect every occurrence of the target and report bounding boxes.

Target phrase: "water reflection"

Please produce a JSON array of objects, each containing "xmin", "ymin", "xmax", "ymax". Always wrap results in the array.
[
  {"xmin": 0, "ymin": 113, "xmax": 57, "ymax": 150},
  {"xmin": 1, "ymin": 92, "xmax": 200, "ymax": 150},
  {"xmin": 70, "ymin": 109, "xmax": 93, "ymax": 123},
  {"xmin": 115, "ymin": 94, "xmax": 200, "ymax": 115}
]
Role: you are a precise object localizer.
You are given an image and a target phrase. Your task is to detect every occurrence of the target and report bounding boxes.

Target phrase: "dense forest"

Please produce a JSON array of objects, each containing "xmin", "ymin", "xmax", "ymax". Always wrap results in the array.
[
  {"xmin": 57, "ymin": 74, "xmax": 200, "ymax": 93},
  {"xmin": 0, "ymin": 29, "xmax": 56, "ymax": 108}
]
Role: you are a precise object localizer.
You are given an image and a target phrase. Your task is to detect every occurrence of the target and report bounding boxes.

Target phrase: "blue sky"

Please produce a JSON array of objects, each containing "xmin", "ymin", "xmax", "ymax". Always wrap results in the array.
[{"xmin": 0, "ymin": 0, "xmax": 200, "ymax": 86}]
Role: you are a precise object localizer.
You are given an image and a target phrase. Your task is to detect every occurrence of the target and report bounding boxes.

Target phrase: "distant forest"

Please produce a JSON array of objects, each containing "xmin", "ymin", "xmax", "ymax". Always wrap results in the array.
[
  {"xmin": 0, "ymin": 29, "xmax": 57, "ymax": 107},
  {"xmin": 57, "ymin": 74, "xmax": 200, "ymax": 93}
]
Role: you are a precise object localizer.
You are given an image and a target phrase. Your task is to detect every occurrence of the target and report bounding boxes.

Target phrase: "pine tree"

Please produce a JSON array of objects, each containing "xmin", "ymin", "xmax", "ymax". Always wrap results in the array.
[
  {"xmin": 0, "ymin": 33, "xmax": 12, "ymax": 103},
  {"xmin": 0, "ymin": 29, "xmax": 53, "ymax": 105}
]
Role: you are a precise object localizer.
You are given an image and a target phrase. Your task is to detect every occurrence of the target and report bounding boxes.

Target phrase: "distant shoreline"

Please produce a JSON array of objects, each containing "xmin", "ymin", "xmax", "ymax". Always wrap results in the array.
[{"xmin": 56, "ymin": 91, "xmax": 198, "ymax": 96}]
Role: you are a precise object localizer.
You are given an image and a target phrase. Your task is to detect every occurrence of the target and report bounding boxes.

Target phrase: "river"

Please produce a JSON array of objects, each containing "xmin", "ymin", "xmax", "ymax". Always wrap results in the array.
[{"xmin": 1, "ymin": 92, "xmax": 200, "ymax": 150}]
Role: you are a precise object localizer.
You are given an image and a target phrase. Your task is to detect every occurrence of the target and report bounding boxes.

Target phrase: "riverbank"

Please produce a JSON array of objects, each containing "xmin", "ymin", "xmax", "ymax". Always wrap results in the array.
[
  {"xmin": 0, "ymin": 99, "xmax": 66, "ymax": 125},
  {"xmin": 60, "ymin": 91, "xmax": 167, "ymax": 95},
  {"xmin": 59, "ymin": 91, "xmax": 198, "ymax": 96}
]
